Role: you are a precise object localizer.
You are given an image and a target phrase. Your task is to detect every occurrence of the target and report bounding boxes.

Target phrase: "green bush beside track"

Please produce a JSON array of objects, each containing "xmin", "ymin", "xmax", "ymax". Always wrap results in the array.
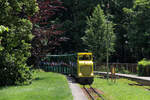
[{"xmin": 138, "ymin": 59, "xmax": 150, "ymax": 76}]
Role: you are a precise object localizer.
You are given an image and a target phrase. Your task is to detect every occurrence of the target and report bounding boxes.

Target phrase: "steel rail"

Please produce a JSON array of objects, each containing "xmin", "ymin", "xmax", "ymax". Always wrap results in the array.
[
  {"xmin": 90, "ymin": 86, "xmax": 105, "ymax": 100},
  {"xmin": 83, "ymin": 86, "xmax": 95, "ymax": 100}
]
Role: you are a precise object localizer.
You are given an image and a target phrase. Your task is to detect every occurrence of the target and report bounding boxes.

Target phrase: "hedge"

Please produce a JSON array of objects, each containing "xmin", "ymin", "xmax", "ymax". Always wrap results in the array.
[{"xmin": 138, "ymin": 59, "xmax": 150, "ymax": 76}]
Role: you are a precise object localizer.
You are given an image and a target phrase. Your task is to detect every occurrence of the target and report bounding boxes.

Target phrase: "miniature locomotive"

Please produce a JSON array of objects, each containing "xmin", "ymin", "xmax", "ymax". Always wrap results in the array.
[{"xmin": 39, "ymin": 52, "xmax": 94, "ymax": 85}]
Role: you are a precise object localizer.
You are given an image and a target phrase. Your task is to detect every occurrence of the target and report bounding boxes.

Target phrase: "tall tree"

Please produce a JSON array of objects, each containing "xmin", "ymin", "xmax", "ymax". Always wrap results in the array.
[
  {"xmin": 29, "ymin": 0, "xmax": 66, "ymax": 66},
  {"xmin": 61, "ymin": 0, "xmax": 101, "ymax": 52},
  {"xmin": 106, "ymin": 0, "xmax": 134, "ymax": 63},
  {"xmin": 124, "ymin": 0, "xmax": 150, "ymax": 61},
  {"xmin": 82, "ymin": 5, "xmax": 115, "ymax": 62},
  {"xmin": 0, "ymin": 0, "xmax": 38, "ymax": 85}
]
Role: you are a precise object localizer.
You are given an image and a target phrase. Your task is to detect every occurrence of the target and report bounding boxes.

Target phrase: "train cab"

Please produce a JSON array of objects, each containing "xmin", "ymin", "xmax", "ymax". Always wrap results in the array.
[{"xmin": 77, "ymin": 53, "xmax": 94, "ymax": 85}]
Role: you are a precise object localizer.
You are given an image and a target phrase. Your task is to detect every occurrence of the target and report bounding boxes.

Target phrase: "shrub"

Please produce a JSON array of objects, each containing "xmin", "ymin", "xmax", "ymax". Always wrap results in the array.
[
  {"xmin": 0, "ymin": 21, "xmax": 33, "ymax": 86},
  {"xmin": 138, "ymin": 58, "xmax": 150, "ymax": 76},
  {"xmin": 0, "ymin": 0, "xmax": 38, "ymax": 86}
]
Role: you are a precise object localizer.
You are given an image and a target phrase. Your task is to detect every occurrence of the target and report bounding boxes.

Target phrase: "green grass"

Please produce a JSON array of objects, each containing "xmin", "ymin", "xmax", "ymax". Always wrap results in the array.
[
  {"xmin": 92, "ymin": 77, "xmax": 150, "ymax": 100},
  {"xmin": 0, "ymin": 71, "xmax": 73, "ymax": 100}
]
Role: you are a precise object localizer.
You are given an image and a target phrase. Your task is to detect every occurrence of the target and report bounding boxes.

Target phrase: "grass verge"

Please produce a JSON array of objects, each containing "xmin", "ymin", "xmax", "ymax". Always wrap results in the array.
[
  {"xmin": 92, "ymin": 77, "xmax": 150, "ymax": 100},
  {"xmin": 0, "ymin": 71, "xmax": 73, "ymax": 100}
]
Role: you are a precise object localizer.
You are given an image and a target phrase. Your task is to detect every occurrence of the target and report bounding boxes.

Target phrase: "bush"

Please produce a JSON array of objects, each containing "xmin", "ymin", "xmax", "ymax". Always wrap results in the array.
[
  {"xmin": 0, "ymin": 22, "xmax": 33, "ymax": 86},
  {"xmin": 0, "ymin": 0, "xmax": 38, "ymax": 86},
  {"xmin": 138, "ymin": 58, "xmax": 150, "ymax": 76}
]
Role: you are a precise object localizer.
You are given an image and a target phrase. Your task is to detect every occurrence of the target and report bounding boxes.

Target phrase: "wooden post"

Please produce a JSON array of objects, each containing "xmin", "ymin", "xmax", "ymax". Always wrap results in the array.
[
  {"xmin": 111, "ymin": 64, "xmax": 116, "ymax": 83},
  {"xmin": 111, "ymin": 65, "xmax": 115, "ymax": 75}
]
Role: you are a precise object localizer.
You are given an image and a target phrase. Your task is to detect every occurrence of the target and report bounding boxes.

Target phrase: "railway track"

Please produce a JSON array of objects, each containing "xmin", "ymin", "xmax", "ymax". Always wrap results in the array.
[{"xmin": 83, "ymin": 86, "xmax": 105, "ymax": 100}]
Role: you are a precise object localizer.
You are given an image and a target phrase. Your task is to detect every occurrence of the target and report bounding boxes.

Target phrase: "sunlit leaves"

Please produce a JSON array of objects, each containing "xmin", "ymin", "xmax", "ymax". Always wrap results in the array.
[
  {"xmin": 82, "ymin": 5, "xmax": 115, "ymax": 62},
  {"xmin": 0, "ymin": 1, "xmax": 38, "ymax": 85}
]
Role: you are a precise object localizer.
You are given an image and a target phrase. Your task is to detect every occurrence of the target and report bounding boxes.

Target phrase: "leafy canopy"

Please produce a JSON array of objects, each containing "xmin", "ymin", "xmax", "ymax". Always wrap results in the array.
[
  {"xmin": 82, "ymin": 5, "xmax": 115, "ymax": 62},
  {"xmin": 0, "ymin": 0, "xmax": 38, "ymax": 86}
]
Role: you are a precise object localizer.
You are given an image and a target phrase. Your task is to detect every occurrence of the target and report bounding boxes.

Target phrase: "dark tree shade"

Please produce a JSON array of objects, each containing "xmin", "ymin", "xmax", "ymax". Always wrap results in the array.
[{"xmin": 29, "ymin": 0, "xmax": 67, "ymax": 66}]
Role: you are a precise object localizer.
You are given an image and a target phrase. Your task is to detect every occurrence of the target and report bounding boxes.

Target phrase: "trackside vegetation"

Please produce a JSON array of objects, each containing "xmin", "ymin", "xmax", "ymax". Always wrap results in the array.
[
  {"xmin": 92, "ymin": 77, "xmax": 150, "ymax": 100},
  {"xmin": 0, "ymin": 0, "xmax": 38, "ymax": 86},
  {"xmin": 0, "ymin": 71, "xmax": 73, "ymax": 100},
  {"xmin": 0, "ymin": 0, "xmax": 150, "ymax": 100},
  {"xmin": 138, "ymin": 59, "xmax": 150, "ymax": 76}
]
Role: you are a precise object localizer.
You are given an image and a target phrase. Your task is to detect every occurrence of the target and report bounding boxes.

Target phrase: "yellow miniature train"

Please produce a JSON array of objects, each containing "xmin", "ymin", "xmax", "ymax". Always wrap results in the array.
[
  {"xmin": 74, "ymin": 52, "xmax": 94, "ymax": 85},
  {"xmin": 39, "ymin": 52, "xmax": 94, "ymax": 85}
]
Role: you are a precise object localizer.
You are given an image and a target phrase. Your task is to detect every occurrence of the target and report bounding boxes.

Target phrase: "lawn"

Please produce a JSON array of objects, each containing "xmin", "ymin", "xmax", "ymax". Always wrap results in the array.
[
  {"xmin": 0, "ymin": 71, "xmax": 73, "ymax": 100},
  {"xmin": 92, "ymin": 77, "xmax": 150, "ymax": 100}
]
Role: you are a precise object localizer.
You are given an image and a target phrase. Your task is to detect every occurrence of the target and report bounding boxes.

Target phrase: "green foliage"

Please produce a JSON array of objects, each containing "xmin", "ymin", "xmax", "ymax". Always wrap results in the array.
[
  {"xmin": 41, "ymin": 0, "xmax": 150, "ymax": 63},
  {"xmin": 0, "ymin": 26, "xmax": 9, "ymax": 33},
  {"xmin": 117, "ymin": 67, "xmax": 130, "ymax": 74},
  {"xmin": 0, "ymin": 26, "xmax": 8, "ymax": 51},
  {"xmin": 82, "ymin": 5, "xmax": 115, "ymax": 62},
  {"xmin": 102, "ymin": 0, "xmax": 134, "ymax": 63},
  {"xmin": 0, "ymin": 1, "xmax": 38, "ymax": 86},
  {"xmin": 61, "ymin": 0, "xmax": 101, "ymax": 52},
  {"xmin": 0, "ymin": 0, "xmax": 38, "ymax": 25},
  {"xmin": 124, "ymin": 0, "xmax": 150, "ymax": 60},
  {"xmin": 0, "ymin": 21, "xmax": 33, "ymax": 85},
  {"xmin": 138, "ymin": 58, "xmax": 150, "ymax": 67},
  {"xmin": 137, "ymin": 58, "xmax": 150, "ymax": 76}
]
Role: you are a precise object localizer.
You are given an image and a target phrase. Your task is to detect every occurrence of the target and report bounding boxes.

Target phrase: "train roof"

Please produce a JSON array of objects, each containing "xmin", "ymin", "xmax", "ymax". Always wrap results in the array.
[
  {"xmin": 41, "ymin": 52, "xmax": 92, "ymax": 57},
  {"xmin": 77, "ymin": 52, "xmax": 92, "ymax": 55},
  {"xmin": 45, "ymin": 54, "xmax": 76, "ymax": 57}
]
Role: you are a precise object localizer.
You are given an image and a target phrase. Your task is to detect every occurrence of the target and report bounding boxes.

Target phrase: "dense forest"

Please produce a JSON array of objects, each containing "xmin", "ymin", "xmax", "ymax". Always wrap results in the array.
[
  {"xmin": 31, "ymin": 0, "xmax": 149, "ymax": 63},
  {"xmin": 0, "ymin": 0, "xmax": 150, "ymax": 85}
]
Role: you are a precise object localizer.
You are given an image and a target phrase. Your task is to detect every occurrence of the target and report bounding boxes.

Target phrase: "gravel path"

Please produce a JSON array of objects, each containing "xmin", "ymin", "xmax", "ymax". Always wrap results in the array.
[{"xmin": 67, "ymin": 76, "xmax": 88, "ymax": 100}]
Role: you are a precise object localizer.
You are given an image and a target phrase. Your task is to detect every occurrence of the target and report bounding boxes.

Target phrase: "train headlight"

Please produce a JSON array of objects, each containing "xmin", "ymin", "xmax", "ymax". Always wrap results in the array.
[
  {"xmin": 79, "ymin": 73, "xmax": 82, "ymax": 76},
  {"xmin": 91, "ymin": 73, "xmax": 94, "ymax": 76}
]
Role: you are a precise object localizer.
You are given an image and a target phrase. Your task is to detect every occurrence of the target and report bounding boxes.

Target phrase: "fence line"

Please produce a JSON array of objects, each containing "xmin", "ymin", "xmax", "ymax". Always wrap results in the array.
[{"xmin": 96, "ymin": 63, "xmax": 138, "ymax": 74}]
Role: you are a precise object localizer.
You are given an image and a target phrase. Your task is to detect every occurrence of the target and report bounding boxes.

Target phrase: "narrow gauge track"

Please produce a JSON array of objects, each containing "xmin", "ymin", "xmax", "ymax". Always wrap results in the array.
[{"xmin": 83, "ymin": 86, "xmax": 105, "ymax": 100}]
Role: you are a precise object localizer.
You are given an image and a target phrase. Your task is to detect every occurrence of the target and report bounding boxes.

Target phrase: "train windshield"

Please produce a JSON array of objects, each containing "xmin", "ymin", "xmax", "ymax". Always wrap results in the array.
[{"xmin": 79, "ymin": 55, "xmax": 92, "ymax": 60}]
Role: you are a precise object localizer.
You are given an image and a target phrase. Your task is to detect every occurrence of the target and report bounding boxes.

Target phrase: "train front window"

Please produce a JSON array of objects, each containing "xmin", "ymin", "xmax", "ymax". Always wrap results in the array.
[{"xmin": 79, "ymin": 55, "xmax": 92, "ymax": 60}]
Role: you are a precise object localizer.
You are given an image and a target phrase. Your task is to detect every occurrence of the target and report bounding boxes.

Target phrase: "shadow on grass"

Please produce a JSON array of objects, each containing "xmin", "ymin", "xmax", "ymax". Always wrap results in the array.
[
  {"xmin": 128, "ymin": 83, "xmax": 144, "ymax": 86},
  {"xmin": 0, "ymin": 85, "xmax": 12, "ymax": 90},
  {"xmin": 0, "ymin": 86, "xmax": 5, "ymax": 89},
  {"xmin": 145, "ymin": 88, "xmax": 150, "ymax": 91},
  {"xmin": 128, "ymin": 83, "xmax": 150, "ymax": 91},
  {"xmin": 95, "ymin": 75, "xmax": 120, "ymax": 79},
  {"xmin": 95, "ymin": 76, "xmax": 105, "ymax": 79},
  {"xmin": 33, "ymin": 77, "xmax": 46, "ymax": 81}
]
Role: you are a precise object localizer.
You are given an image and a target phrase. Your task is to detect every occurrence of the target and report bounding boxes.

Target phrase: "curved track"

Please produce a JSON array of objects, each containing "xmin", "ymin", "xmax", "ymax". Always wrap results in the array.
[{"xmin": 83, "ymin": 86, "xmax": 105, "ymax": 100}]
